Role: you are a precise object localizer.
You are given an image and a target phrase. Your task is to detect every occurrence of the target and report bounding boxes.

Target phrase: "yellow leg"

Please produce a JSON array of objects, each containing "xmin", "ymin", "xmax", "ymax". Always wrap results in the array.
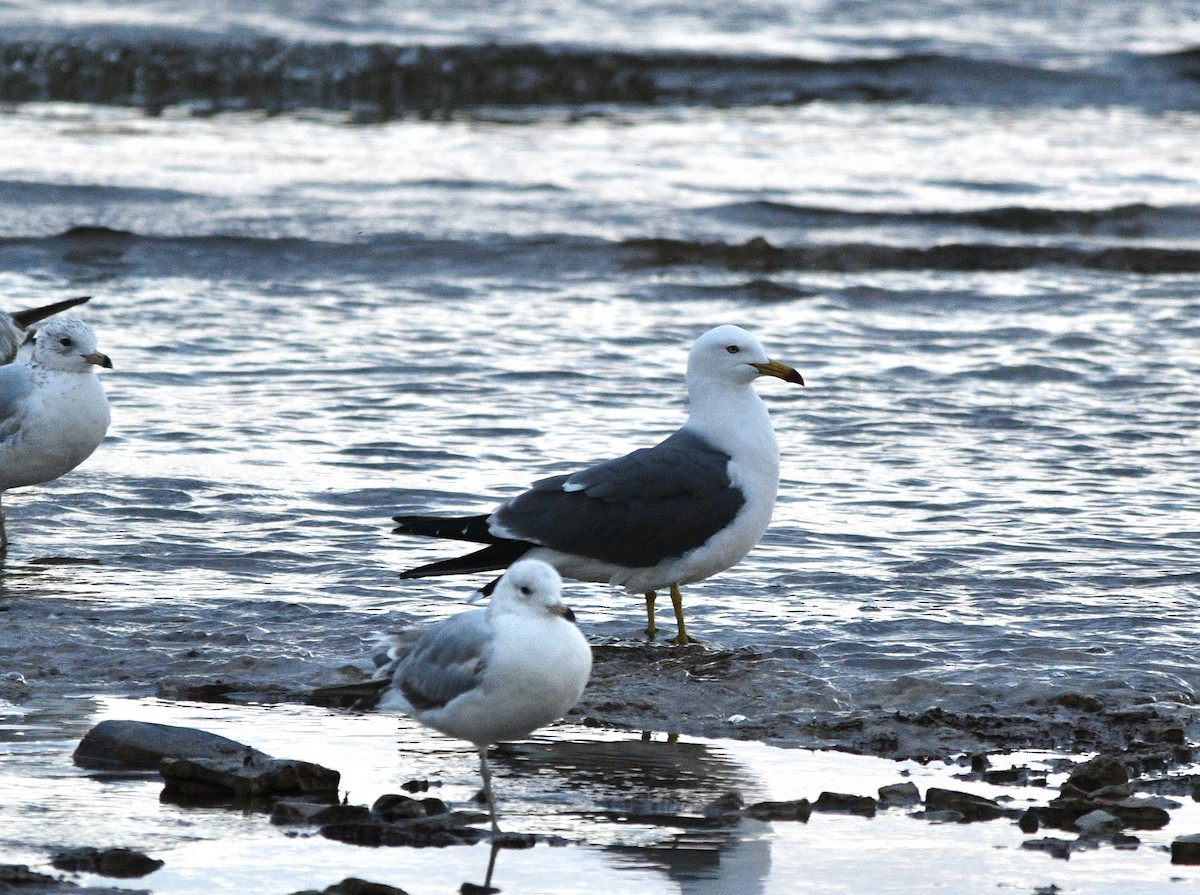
[
  {"xmin": 644, "ymin": 590, "xmax": 657, "ymax": 638},
  {"xmin": 669, "ymin": 583, "xmax": 692, "ymax": 645}
]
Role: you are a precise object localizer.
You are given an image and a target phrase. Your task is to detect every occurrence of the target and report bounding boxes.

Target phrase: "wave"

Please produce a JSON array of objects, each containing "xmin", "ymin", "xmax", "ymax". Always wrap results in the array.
[
  {"xmin": 5, "ymin": 224, "xmax": 1200, "ymax": 279},
  {"xmin": 706, "ymin": 201, "xmax": 1200, "ymax": 241},
  {"xmin": 622, "ymin": 235, "xmax": 1200, "ymax": 274},
  {"xmin": 0, "ymin": 37, "xmax": 1197, "ymax": 115}
]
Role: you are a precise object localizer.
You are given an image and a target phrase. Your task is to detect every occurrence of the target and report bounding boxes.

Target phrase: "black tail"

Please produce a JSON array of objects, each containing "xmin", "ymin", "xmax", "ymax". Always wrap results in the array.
[
  {"xmin": 391, "ymin": 513, "xmax": 499, "ymax": 544},
  {"xmin": 11, "ymin": 295, "xmax": 91, "ymax": 328},
  {"xmin": 397, "ymin": 542, "xmax": 533, "ymax": 579}
]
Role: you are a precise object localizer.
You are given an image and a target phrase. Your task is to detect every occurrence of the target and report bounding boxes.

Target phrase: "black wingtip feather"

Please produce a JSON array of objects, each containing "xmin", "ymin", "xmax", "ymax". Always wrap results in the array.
[
  {"xmin": 397, "ymin": 542, "xmax": 534, "ymax": 580},
  {"xmin": 10, "ymin": 295, "xmax": 92, "ymax": 328}
]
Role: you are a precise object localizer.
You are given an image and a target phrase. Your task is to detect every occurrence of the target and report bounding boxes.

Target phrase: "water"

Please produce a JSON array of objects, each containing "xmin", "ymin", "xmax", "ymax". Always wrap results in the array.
[{"xmin": 1, "ymin": 1, "xmax": 1199, "ymax": 891}]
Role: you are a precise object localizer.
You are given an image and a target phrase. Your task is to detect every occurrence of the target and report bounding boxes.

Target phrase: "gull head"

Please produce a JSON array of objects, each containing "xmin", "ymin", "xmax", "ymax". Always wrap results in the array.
[
  {"xmin": 688, "ymin": 324, "xmax": 803, "ymax": 388},
  {"xmin": 491, "ymin": 559, "xmax": 577, "ymax": 622},
  {"xmin": 32, "ymin": 318, "xmax": 113, "ymax": 373}
]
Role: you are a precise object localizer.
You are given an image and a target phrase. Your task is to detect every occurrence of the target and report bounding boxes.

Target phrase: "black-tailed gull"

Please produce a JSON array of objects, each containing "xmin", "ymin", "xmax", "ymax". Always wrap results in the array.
[
  {"xmin": 0, "ymin": 317, "xmax": 112, "ymax": 551},
  {"xmin": 1, "ymin": 296, "xmax": 92, "ymax": 364},
  {"xmin": 379, "ymin": 559, "xmax": 592, "ymax": 833},
  {"xmin": 392, "ymin": 324, "xmax": 803, "ymax": 644}
]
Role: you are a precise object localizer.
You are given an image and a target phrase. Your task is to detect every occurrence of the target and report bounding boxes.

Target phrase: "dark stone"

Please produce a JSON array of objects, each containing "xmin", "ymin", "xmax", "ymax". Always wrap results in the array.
[
  {"xmin": 493, "ymin": 832, "xmax": 536, "ymax": 849},
  {"xmin": 923, "ymin": 787, "xmax": 1006, "ymax": 822},
  {"xmin": 743, "ymin": 799, "xmax": 812, "ymax": 821},
  {"xmin": 1172, "ymin": 834, "xmax": 1200, "ymax": 865},
  {"xmin": 272, "ymin": 800, "xmax": 372, "ymax": 826},
  {"xmin": 1018, "ymin": 810, "xmax": 1040, "ymax": 833},
  {"xmin": 1020, "ymin": 837, "xmax": 1073, "ymax": 860},
  {"xmin": 1107, "ymin": 800, "xmax": 1170, "ymax": 830},
  {"xmin": 460, "ymin": 882, "xmax": 500, "ymax": 895},
  {"xmin": 160, "ymin": 755, "xmax": 340, "ymax": 801},
  {"xmin": 400, "ymin": 780, "xmax": 430, "ymax": 793},
  {"xmin": 50, "ymin": 847, "xmax": 163, "ymax": 878},
  {"xmin": 702, "ymin": 792, "xmax": 743, "ymax": 819},
  {"xmin": 321, "ymin": 812, "xmax": 487, "ymax": 849},
  {"xmin": 73, "ymin": 720, "xmax": 269, "ymax": 770},
  {"xmin": 420, "ymin": 798, "xmax": 449, "ymax": 816},
  {"xmin": 0, "ymin": 864, "xmax": 64, "ymax": 888},
  {"xmin": 290, "ymin": 878, "xmax": 410, "ymax": 895},
  {"xmin": 1064, "ymin": 755, "xmax": 1128, "ymax": 795},
  {"xmin": 877, "ymin": 782, "xmax": 920, "ymax": 808},
  {"xmin": 813, "ymin": 792, "xmax": 876, "ymax": 817},
  {"xmin": 372, "ymin": 794, "xmax": 425, "ymax": 822}
]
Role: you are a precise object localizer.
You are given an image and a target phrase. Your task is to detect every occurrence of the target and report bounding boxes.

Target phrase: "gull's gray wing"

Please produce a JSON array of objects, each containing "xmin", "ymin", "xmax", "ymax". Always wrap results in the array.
[
  {"xmin": 394, "ymin": 609, "xmax": 494, "ymax": 711},
  {"xmin": 491, "ymin": 428, "xmax": 745, "ymax": 568},
  {"xmin": 0, "ymin": 364, "xmax": 34, "ymax": 442}
]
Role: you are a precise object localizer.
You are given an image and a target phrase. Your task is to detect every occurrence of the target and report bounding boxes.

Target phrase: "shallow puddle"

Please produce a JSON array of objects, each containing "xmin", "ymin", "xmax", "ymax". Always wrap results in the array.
[{"xmin": 2, "ymin": 696, "xmax": 1199, "ymax": 894}]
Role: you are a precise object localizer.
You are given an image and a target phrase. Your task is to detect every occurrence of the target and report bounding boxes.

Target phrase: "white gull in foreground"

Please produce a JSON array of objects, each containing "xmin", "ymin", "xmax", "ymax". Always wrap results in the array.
[
  {"xmin": 0, "ymin": 317, "xmax": 112, "ymax": 551},
  {"xmin": 1, "ymin": 296, "xmax": 92, "ymax": 364},
  {"xmin": 392, "ymin": 324, "xmax": 803, "ymax": 644},
  {"xmin": 379, "ymin": 560, "xmax": 592, "ymax": 833}
]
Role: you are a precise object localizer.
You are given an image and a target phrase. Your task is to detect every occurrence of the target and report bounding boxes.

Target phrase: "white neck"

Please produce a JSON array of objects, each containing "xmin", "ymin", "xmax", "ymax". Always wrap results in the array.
[{"xmin": 683, "ymin": 375, "xmax": 779, "ymax": 464}]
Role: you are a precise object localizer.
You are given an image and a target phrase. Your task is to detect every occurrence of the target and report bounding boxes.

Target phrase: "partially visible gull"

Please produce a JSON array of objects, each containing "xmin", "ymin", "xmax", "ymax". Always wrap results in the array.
[
  {"xmin": 379, "ymin": 559, "xmax": 592, "ymax": 833},
  {"xmin": 1, "ymin": 296, "xmax": 92, "ymax": 364},
  {"xmin": 392, "ymin": 324, "xmax": 803, "ymax": 644},
  {"xmin": 0, "ymin": 317, "xmax": 112, "ymax": 551}
]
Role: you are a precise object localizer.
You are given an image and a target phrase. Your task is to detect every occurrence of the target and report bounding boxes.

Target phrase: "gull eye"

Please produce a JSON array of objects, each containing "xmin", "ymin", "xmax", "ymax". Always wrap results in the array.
[
  {"xmin": 59, "ymin": 337, "xmax": 74, "ymax": 347},
  {"xmin": 725, "ymin": 345, "xmax": 740, "ymax": 354},
  {"xmin": 519, "ymin": 585, "xmax": 532, "ymax": 596}
]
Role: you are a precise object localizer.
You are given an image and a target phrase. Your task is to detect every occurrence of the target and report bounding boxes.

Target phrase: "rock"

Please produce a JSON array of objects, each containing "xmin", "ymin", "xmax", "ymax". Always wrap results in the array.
[
  {"xmin": 1073, "ymin": 810, "xmax": 1121, "ymax": 835},
  {"xmin": 160, "ymin": 755, "xmax": 340, "ymax": 801},
  {"xmin": 0, "ymin": 864, "xmax": 64, "ymax": 888},
  {"xmin": 1064, "ymin": 755, "xmax": 1128, "ymax": 795},
  {"xmin": 73, "ymin": 720, "xmax": 270, "ymax": 770},
  {"xmin": 878, "ymin": 782, "xmax": 920, "ymax": 808},
  {"xmin": 1018, "ymin": 810, "xmax": 1040, "ymax": 833},
  {"xmin": 1021, "ymin": 837, "xmax": 1073, "ymax": 860},
  {"xmin": 743, "ymin": 799, "xmax": 812, "ymax": 821},
  {"xmin": 49, "ymin": 847, "xmax": 163, "ymax": 878},
  {"xmin": 916, "ymin": 810, "xmax": 965, "ymax": 824},
  {"xmin": 1108, "ymin": 799, "xmax": 1171, "ymax": 830},
  {"xmin": 321, "ymin": 811, "xmax": 487, "ymax": 848},
  {"xmin": 289, "ymin": 879, "xmax": 410, "ymax": 895},
  {"xmin": 1113, "ymin": 833, "xmax": 1140, "ymax": 850},
  {"xmin": 272, "ymin": 800, "xmax": 372, "ymax": 826},
  {"xmin": 372, "ymin": 794, "xmax": 425, "ymax": 822},
  {"xmin": 923, "ymin": 788, "xmax": 1006, "ymax": 822},
  {"xmin": 701, "ymin": 792, "xmax": 743, "ymax": 819},
  {"xmin": 492, "ymin": 832, "xmax": 536, "ymax": 849},
  {"xmin": 813, "ymin": 792, "xmax": 876, "ymax": 817},
  {"xmin": 1172, "ymin": 834, "xmax": 1200, "ymax": 864}
]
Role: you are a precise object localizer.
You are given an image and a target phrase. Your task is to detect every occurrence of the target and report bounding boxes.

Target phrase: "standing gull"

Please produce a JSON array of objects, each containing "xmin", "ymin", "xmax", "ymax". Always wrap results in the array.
[
  {"xmin": 380, "ymin": 559, "xmax": 592, "ymax": 833},
  {"xmin": 1, "ymin": 296, "xmax": 92, "ymax": 364},
  {"xmin": 0, "ymin": 317, "xmax": 112, "ymax": 551},
  {"xmin": 392, "ymin": 324, "xmax": 803, "ymax": 644}
]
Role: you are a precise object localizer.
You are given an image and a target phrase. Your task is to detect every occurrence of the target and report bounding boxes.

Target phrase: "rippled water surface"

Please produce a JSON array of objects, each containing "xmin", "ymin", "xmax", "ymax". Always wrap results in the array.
[{"xmin": 1, "ymin": 0, "xmax": 1199, "ymax": 890}]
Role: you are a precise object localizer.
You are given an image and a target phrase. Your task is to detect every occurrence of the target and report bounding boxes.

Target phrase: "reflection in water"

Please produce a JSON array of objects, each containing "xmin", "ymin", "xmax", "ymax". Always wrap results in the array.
[{"xmin": 491, "ymin": 735, "xmax": 771, "ymax": 894}]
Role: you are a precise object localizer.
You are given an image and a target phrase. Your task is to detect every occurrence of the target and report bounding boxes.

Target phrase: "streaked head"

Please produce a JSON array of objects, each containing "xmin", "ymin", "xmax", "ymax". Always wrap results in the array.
[
  {"xmin": 688, "ymin": 324, "xmax": 803, "ymax": 387},
  {"xmin": 492, "ymin": 560, "xmax": 577, "ymax": 621},
  {"xmin": 32, "ymin": 318, "xmax": 113, "ymax": 373}
]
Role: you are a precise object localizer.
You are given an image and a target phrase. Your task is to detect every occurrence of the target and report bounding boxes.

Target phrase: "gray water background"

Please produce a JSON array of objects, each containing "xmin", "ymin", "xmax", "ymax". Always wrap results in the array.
[{"xmin": 0, "ymin": 3, "xmax": 1199, "ymax": 890}]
